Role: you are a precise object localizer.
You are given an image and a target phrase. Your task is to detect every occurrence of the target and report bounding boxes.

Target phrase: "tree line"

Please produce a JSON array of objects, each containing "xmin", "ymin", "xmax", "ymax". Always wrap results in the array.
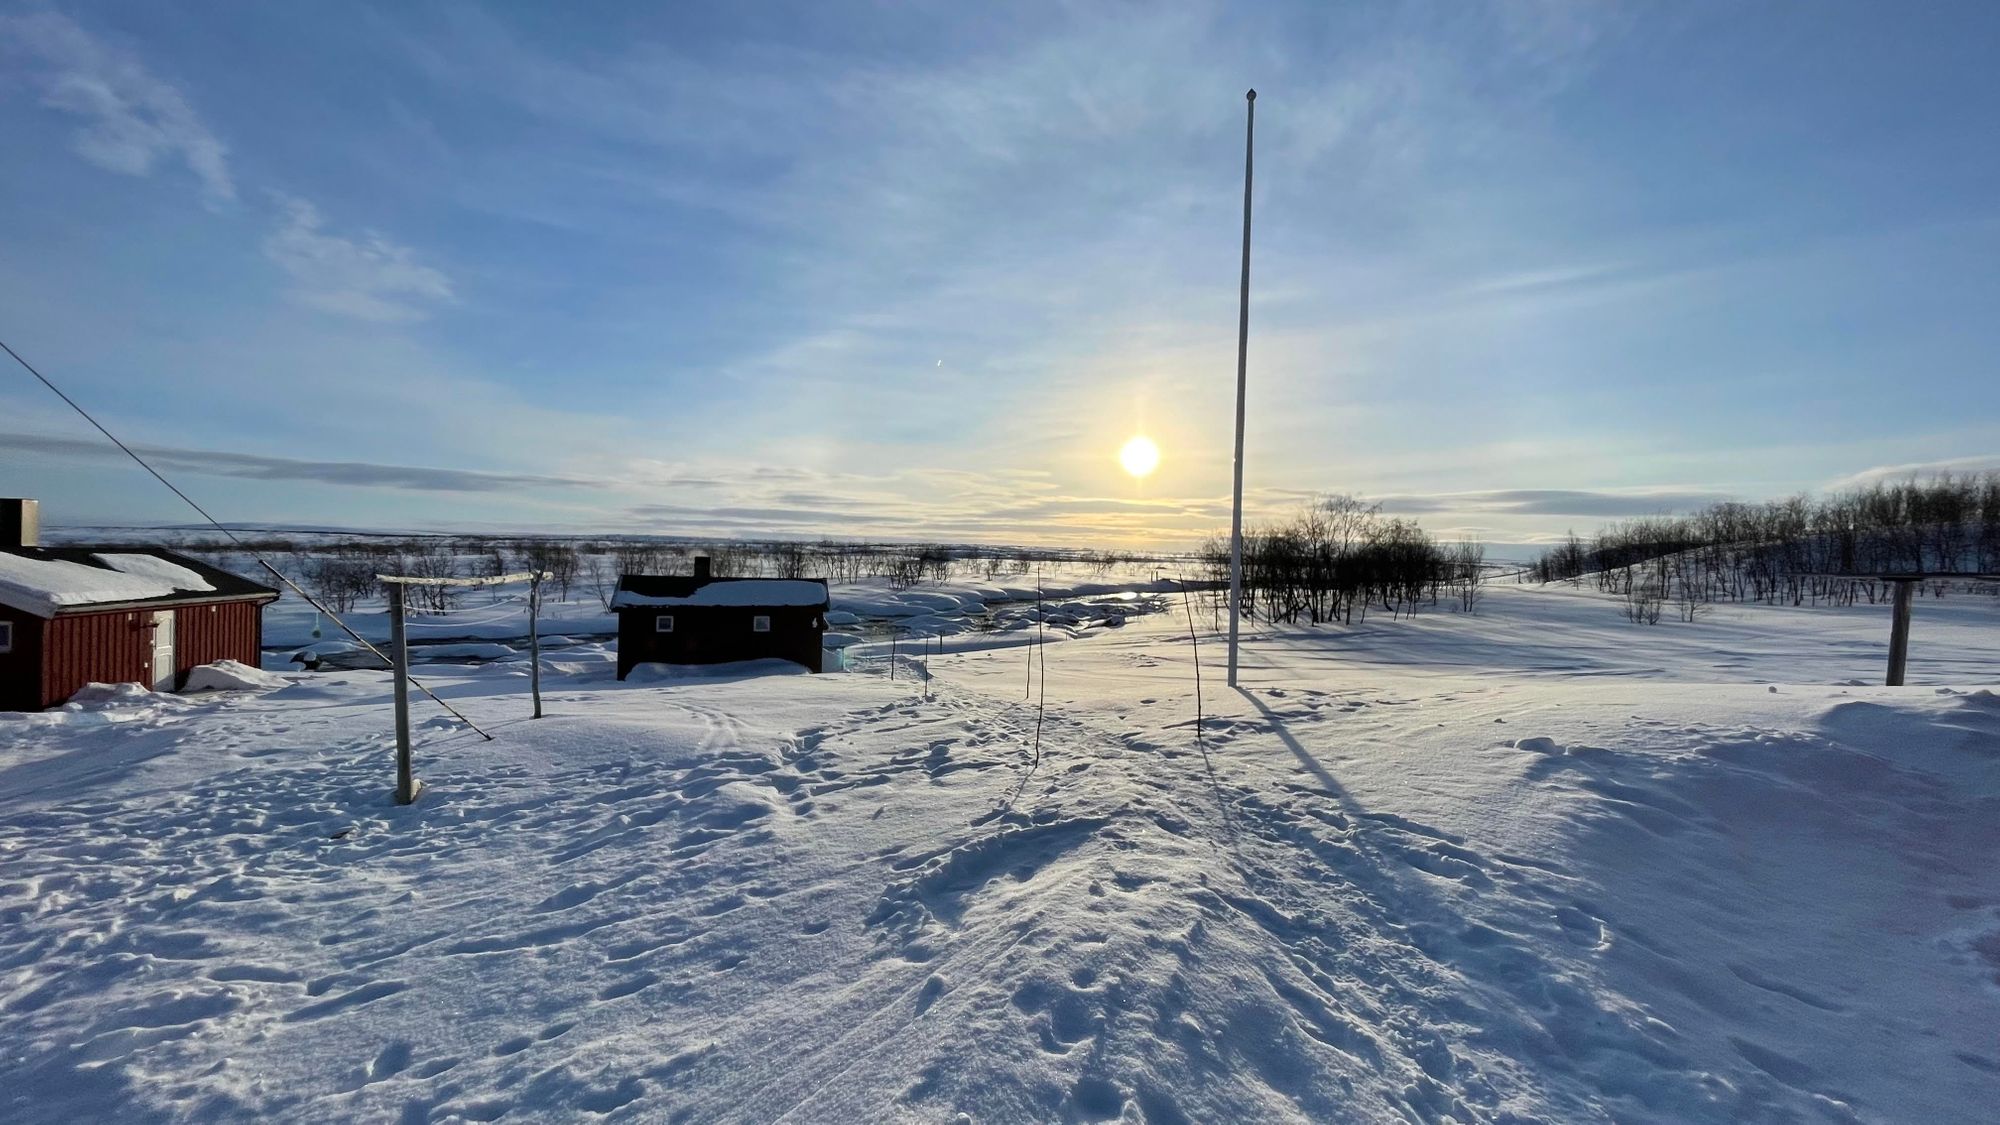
[
  {"xmin": 1197, "ymin": 495, "xmax": 1485, "ymax": 625},
  {"xmin": 1527, "ymin": 472, "xmax": 2000, "ymax": 617}
]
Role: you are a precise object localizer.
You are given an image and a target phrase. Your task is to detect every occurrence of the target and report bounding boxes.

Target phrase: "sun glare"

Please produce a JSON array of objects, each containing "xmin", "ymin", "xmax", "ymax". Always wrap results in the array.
[{"xmin": 1119, "ymin": 434, "xmax": 1160, "ymax": 478}]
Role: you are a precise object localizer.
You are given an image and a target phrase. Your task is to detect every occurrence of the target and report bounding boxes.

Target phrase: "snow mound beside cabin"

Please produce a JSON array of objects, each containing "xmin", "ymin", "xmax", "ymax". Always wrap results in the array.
[
  {"xmin": 625, "ymin": 658, "xmax": 812, "ymax": 682},
  {"xmin": 61, "ymin": 681, "xmax": 157, "ymax": 708},
  {"xmin": 181, "ymin": 660, "xmax": 288, "ymax": 693}
]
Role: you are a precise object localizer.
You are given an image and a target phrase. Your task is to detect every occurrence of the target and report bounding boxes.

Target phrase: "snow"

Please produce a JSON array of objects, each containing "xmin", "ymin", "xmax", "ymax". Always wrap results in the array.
[
  {"xmin": 263, "ymin": 600, "xmax": 618, "ymax": 652},
  {"xmin": 90, "ymin": 553, "xmax": 216, "ymax": 593},
  {"xmin": 609, "ymin": 579, "xmax": 829, "ymax": 609},
  {"xmin": 181, "ymin": 660, "xmax": 289, "ymax": 693},
  {"xmin": 2, "ymin": 581, "xmax": 1998, "ymax": 1121},
  {"xmin": 626, "ymin": 658, "xmax": 814, "ymax": 681},
  {"xmin": 829, "ymin": 575, "xmax": 1181, "ymax": 621},
  {"xmin": 253, "ymin": 564, "xmax": 1172, "ymax": 653},
  {"xmin": 287, "ymin": 639, "xmax": 365, "ymax": 663},
  {"xmin": 0, "ymin": 553, "xmax": 184, "ymax": 616},
  {"xmin": 414, "ymin": 642, "xmax": 517, "ymax": 661}
]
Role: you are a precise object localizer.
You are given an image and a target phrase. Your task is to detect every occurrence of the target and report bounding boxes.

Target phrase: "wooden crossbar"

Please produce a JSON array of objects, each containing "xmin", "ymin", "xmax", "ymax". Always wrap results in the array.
[{"xmin": 376, "ymin": 570, "xmax": 547, "ymax": 587}]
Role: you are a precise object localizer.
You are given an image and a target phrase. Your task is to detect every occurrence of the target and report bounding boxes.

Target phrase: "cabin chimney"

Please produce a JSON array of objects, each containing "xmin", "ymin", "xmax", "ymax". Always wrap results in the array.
[
  {"xmin": 1, "ymin": 498, "xmax": 37, "ymax": 548},
  {"xmin": 692, "ymin": 555, "xmax": 712, "ymax": 580}
]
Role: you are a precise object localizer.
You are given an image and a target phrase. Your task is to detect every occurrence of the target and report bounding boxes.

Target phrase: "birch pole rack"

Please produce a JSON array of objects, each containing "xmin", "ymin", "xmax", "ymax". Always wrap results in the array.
[{"xmin": 378, "ymin": 569, "xmax": 548, "ymax": 805}]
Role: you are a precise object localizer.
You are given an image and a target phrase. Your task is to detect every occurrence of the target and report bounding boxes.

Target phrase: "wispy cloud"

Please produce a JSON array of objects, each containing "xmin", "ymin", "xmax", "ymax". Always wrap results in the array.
[
  {"xmin": 1376, "ymin": 488, "xmax": 1737, "ymax": 518},
  {"xmin": 6, "ymin": 3, "xmax": 1988, "ymax": 549},
  {"xmin": 8, "ymin": 432, "xmax": 590, "ymax": 492},
  {"xmin": 0, "ymin": 10, "xmax": 233, "ymax": 204},
  {"xmin": 262, "ymin": 196, "xmax": 454, "ymax": 322},
  {"xmin": 1456, "ymin": 262, "xmax": 1631, "ymax": 298},
  {"xmin": 1825, "ymin": 455, "xmax": 2000, "ymax": 490}
]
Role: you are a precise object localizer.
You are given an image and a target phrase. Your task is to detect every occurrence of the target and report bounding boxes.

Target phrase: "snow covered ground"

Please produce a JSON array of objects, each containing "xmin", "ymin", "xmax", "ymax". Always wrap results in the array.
[{"xmin": 2, "ymin": 582, "xmax": 1998, "ymax": 1122}]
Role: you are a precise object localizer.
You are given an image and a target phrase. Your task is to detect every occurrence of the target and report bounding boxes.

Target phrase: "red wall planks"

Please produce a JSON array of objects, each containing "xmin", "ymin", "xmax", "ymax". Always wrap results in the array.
[
  {"xmin": 174, "ymin": 601, "xmax": 262, "ymax": 681},
  {"xmin": 40, "ymin": 609, "xmax": 150, "ymax": 708}
]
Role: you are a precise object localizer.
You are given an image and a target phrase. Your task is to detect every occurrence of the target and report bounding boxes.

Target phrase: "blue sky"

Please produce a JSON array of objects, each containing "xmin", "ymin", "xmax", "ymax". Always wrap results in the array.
[{"xmin": 3, "ymin": 1, "xmax": 1998, "ymax": 549}]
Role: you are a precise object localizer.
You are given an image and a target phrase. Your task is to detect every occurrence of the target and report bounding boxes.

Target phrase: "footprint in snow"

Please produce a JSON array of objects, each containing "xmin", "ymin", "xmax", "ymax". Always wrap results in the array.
[
  {"xmin": 597, "ymin": 973, "xmax": 657, "ymax": 1001},
  {"xmin": 364, "ymin": 1041, "xmax": 413, "ymax": 1083}
]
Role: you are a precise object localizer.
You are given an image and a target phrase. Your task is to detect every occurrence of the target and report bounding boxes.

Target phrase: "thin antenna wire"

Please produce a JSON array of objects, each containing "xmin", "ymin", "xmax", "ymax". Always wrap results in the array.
[
  {"xmin": 1179, "ymin": 573, "xmax": 1234, "ymax": 846},
  {"xmin": 1033, "ymin": 562, "xmax": 1046, "ymax": 768},
  {"xmin": 1024, "ymin": 603, "xmax": 1033, "ymax": 700},
  {"xmin": 1178, "ymin": 578, "xmax": 1205, "ymax": 760},
  {"xmin": 2, "ymin": 335, "xmax": 491, "ymax": 739}
]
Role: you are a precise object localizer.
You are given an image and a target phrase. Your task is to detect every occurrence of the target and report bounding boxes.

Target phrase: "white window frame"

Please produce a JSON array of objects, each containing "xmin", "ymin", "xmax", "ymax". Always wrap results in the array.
[
  {"xmin": 0, "ymin": 620, "xmax": 11, "ymax": 654},
  {"xmin": 655, "ymin": 614, "xmax": 675, "ymax": 633},
  {"xmin": 752, "ymin": 615, "xmax": 771, "ymax": 633}
]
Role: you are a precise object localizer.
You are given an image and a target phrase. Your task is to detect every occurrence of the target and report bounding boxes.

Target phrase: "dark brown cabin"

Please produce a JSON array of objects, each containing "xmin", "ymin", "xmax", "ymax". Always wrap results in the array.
[
  {"xmin": 0, "ymin": 499, "xmax": 280, "ymax": 711},
  {"xmin": 611, "ymin": 556, "xmax": 828, "ymax": 678}
]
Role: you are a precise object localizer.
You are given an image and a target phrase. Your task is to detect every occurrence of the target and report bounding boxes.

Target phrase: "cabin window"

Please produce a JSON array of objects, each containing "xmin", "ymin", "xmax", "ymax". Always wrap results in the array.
[
  {"xmin": 655, "ymin": 615, "xmax": 675, "ymax": 633},
  {"xmin": 0, "ymin": 621, "xmax": 11, "ymax": 653},
  {"xmin": 753, "ymin": 615, "xmax": 771, "ymax": 633}
]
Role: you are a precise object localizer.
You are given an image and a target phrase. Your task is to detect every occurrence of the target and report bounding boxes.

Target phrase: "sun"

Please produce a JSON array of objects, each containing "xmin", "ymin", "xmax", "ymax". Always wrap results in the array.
[{"xmin": 1118, "ymin": 434, "xmax": 1160, "ymax": 478}]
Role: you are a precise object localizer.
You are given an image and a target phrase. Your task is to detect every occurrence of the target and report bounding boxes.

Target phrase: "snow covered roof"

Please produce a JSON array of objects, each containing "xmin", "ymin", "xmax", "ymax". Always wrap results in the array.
[
  {"xmin": 0, "ymin": 547, "xmax": 274, "ymax": 618},
  {"xmin": 610, "ymin": 577, "xmax": 828, "ymax": 610},
  {"xmin": 92, "ymin": 553, "xmax": 216, "ymax": 593}
]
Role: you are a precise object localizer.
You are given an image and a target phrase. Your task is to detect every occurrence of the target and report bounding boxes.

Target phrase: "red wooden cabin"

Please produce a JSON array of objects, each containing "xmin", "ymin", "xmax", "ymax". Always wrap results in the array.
[{"xmin": 0, "ymin": 500, "xmax": 279, "ymax": 711}]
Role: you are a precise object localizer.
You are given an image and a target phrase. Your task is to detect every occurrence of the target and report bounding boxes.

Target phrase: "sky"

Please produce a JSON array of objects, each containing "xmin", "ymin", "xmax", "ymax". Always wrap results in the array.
[{"xmin": 2, "ymin": 1, "xmax": 1998, "ymax": 550}]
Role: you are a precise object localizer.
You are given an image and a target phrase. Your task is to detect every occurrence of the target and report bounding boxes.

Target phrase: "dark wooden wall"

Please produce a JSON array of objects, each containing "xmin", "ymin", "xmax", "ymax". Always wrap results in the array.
[
  {"xmin": 0, "ymin": 606, "xmax": 45, "ymax": 713},
  {"xmin": 618, "ymin": 606, "xmax": 825, "ymax": 677}
]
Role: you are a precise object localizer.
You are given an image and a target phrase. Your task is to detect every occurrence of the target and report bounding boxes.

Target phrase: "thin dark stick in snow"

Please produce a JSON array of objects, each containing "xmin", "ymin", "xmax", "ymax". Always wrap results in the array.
[
  {"xmin": 1180, "ymin": 577, "xmax": 1235, "ymax": 845},
  {"xmin": 1179, "ymin": 579, "xmax": 1206, "ymax": 758},
  {"xmin": 1033, "ymin": 564, "xmax": 1047, "ymax": 769},
  {"xmin": 0, "ymin": 335, "xmax": 492, "ymax": 739},
  {"xmin": 528, "ymin": 573, "xmax": 543, "ymax": 720}
]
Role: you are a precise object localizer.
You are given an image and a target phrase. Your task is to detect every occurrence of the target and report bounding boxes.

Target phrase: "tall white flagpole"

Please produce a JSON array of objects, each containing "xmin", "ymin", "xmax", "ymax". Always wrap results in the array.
[{"xmin": 1228, "ymin": 88, "xmax": 1256, "ymax": 687}]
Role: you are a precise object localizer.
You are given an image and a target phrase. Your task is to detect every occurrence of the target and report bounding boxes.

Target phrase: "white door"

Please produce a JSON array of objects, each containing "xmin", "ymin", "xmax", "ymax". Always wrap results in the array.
[{"xmin": 151, "ymin": 610, "xmax": 176, "ymax": 690}]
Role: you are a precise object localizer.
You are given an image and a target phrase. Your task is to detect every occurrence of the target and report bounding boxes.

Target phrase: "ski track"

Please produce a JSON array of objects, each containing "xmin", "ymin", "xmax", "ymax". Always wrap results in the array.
[{"xmin": 2, "ymin": 622, "xmax": 1997, "ymax": 1122}]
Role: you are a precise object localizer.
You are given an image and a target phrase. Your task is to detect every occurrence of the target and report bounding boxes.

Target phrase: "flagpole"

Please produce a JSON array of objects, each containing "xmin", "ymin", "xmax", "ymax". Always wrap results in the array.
[{"xmin": 1228, "ymin": 88, "xmax": 1255, "ymax": 687}]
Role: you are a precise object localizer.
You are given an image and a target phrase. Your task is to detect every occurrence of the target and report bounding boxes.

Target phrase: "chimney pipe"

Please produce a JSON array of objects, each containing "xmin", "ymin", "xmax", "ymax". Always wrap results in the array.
[
  {"xmin": 1, "ymin": 499, "xmax": 37, "ymax": 548},
  {"xmin": 692, "ymin": 555, "xmax": 711, "ymax": 580}
]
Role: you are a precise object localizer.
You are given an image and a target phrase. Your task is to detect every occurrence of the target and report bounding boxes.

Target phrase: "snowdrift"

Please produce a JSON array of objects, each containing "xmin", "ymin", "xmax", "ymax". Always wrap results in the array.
[{"xmin": 181, "ymin": 660, "xmax": 289, "ymax": 693}]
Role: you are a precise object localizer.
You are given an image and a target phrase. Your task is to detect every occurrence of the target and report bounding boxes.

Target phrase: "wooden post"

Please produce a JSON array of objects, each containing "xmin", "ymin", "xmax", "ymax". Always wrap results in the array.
[
  {"xmin": 528, "ymin": 572, "xmax": 544, "ymax": 719},
  {"xmin": 1886, "ymin": 578, "xmax": 1915, "ymax": 687},
  {"xmin": 1227, "ymin": 88, "xmax": 1256, "ymax": 688},
  {"xmin": 389, "ymin": 584, "xmax": 420, "ymax": 804}
]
